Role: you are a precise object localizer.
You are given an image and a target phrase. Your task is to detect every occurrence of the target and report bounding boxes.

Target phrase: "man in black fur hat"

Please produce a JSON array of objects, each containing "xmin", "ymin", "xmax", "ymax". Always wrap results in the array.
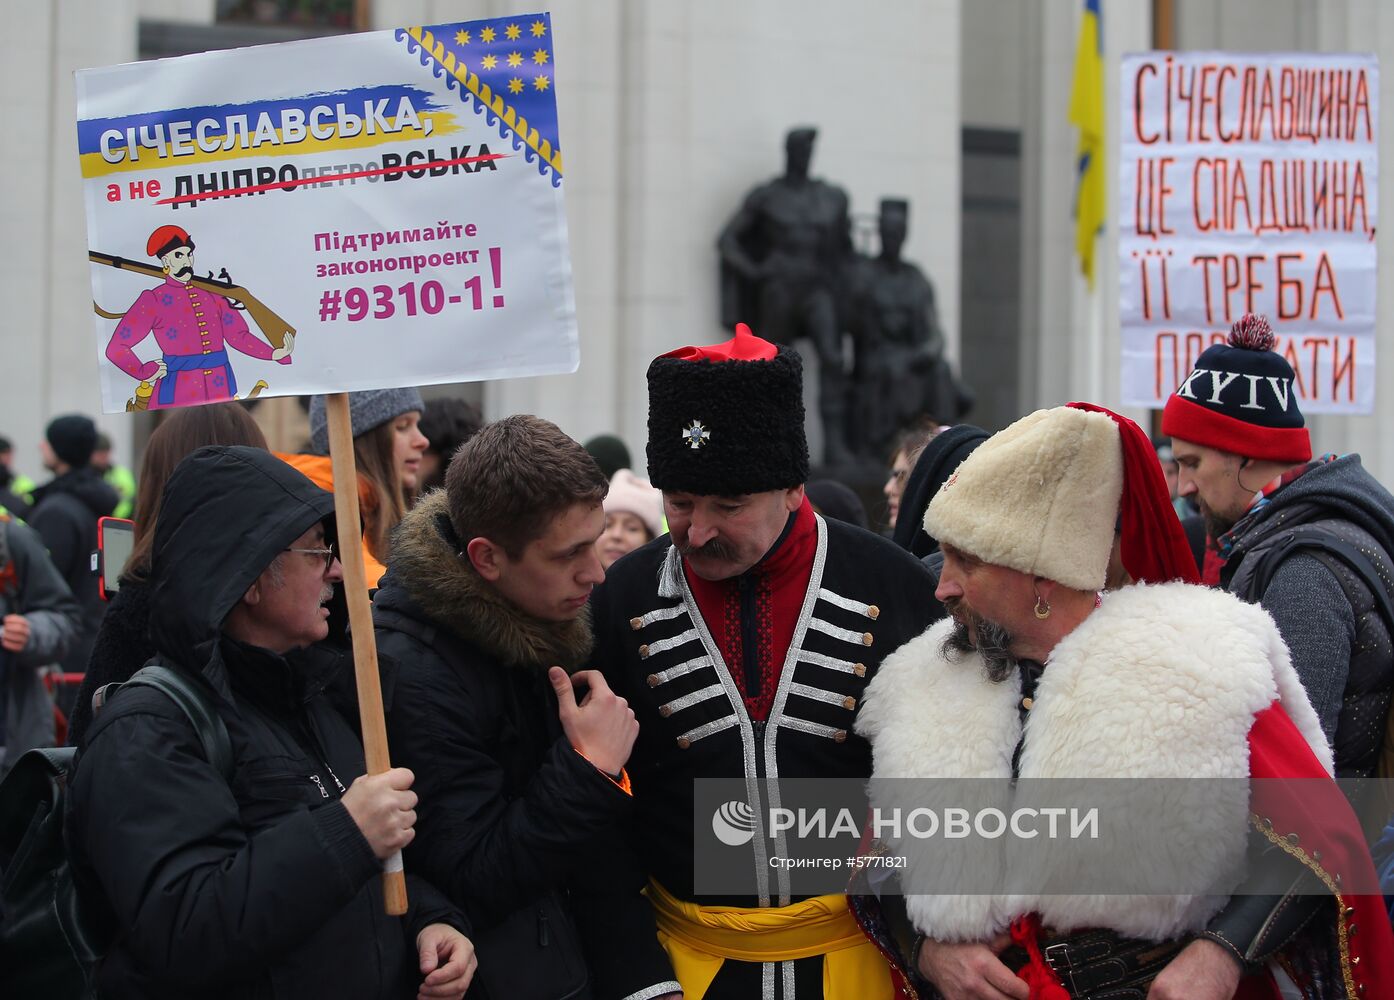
[{"xmin": 588, "ymin": 323, "xmax": 939, "ymax": 999}]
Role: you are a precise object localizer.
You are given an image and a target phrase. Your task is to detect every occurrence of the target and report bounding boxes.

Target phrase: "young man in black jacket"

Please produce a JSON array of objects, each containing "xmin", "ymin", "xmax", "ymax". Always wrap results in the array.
[
  {"xmin": 377, "ymin": 415, "xmax": 671, "ymax": 1000},
  {"xmin": 67, "ymin": 445, "xmax": 475, "ymax": 1000}
]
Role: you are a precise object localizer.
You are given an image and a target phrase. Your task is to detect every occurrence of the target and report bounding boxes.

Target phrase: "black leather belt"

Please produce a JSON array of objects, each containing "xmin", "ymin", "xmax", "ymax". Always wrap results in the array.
[{"xmin": 1001, "ymin": 929, "xmax": 1189, "ymax": 999}]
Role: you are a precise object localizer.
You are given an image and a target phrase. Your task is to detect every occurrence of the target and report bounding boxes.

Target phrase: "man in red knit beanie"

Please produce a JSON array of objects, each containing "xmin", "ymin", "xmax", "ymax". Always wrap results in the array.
[{"xmin": 1164, "ymin": 313, "xmax": 1394, "ymax": 781}]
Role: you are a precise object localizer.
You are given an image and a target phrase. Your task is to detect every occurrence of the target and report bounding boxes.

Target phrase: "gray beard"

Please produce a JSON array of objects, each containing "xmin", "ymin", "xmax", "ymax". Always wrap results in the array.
[{"xmin": 940, "ymin": 604, "xmax": 1018, "ymax": 684}]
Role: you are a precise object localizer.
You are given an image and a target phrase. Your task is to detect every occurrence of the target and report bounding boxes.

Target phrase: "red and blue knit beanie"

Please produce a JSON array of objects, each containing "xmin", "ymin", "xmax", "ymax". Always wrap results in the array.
[{"xmin": 1161, "ymin": 314, "xmax": 1312, "ymax": 463}]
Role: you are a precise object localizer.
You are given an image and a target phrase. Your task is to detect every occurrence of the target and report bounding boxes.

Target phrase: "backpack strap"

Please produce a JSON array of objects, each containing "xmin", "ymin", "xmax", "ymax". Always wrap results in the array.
[
  {"xmin": 23, "ymin": 745, "xmax": 77, "ymax": 776},
  {"xmin": 113, "ymin": 665, "xmax": 234, "ymax": 782},
  {"xmin": 0, "ymin": 746, "xmax": 77, "ymax": 823},
  {"xmin": 1249, "ymin": 527, "xmax": 1394, "ymax": 636}
]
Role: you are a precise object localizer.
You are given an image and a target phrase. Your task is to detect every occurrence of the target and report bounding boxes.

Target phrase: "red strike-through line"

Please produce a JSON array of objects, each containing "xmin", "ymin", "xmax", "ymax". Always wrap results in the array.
[{"xmin": 154, "ymin": 152, "xmax": 509, "ymax": 205}]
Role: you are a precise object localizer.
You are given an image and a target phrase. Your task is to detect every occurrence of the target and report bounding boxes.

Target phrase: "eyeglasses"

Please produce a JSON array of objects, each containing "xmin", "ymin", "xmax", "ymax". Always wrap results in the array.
[{"xmin": 285, "ymin": 543, "xmax": 337, "ymax": 574}]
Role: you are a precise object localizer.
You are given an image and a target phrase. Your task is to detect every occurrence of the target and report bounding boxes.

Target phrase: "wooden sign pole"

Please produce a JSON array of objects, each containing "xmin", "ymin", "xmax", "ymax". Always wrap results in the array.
[{"xmin": 325, "ymin": 391, "xmax": 409, "ymax": 915}]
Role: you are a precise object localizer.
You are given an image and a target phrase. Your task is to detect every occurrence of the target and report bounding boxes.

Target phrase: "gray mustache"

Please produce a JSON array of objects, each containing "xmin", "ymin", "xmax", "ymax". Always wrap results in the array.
[{"xmin": 679, "ymin": 538, "xmax": 740, "ymax": 562}]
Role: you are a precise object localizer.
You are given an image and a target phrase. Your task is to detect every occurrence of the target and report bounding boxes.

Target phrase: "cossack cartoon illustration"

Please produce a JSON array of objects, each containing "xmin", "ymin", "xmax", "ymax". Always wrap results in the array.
[{"xmin": 91, "ymin": 226, "xmax": 296, "ymax": 410}]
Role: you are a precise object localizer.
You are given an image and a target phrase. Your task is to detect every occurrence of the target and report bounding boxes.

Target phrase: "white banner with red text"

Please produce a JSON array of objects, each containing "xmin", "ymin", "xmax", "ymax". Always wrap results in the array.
[{"xmin": 1119, "ymin": 51, "xmax": 1378, "ymax": 413}]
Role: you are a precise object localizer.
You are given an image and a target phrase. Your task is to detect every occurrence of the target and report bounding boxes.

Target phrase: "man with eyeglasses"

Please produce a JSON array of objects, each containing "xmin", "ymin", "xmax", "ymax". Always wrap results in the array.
[{"xmin": 67, "ymin": 445, "xmax": 476, "ymax": 1000}]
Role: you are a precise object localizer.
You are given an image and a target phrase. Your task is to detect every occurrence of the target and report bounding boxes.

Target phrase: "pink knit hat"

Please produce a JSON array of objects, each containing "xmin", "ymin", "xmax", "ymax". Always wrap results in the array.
[{"xmin": 604, "ymin": 469, "xmax": 664, "ymax": 538}]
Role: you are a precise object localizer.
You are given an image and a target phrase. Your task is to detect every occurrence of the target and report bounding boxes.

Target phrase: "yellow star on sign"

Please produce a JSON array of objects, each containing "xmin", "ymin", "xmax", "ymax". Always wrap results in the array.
[
  {"xmin": 508, "ymin": 77, "xmax": 524, "ymax": 94},
  {"xmin": 532, "ymin": 48, "xmax": 549, "ymax": 65},
  {"xmin": 454, "ymin": 29, "xmax": 470, "ymax": 44},
  {"xmin": 480, "ymin": 26, "xmax": 496, "ymax": 43},
  {"xmin": 533, "ymin": 74, "xmax": 550, "ymax": 91},
  {"xmin": 505, "ymin": 23, "xmax": 521, "ymax": 40},
  {"xmin": 531, "ymin": 20, "xmax": 547, "ymax": 37},
  {"xmin": 507, "ymin": 51, "xmax": 523, "ymax": 68},
  {"xmin": 481, "ymin": 54, "xmax": 498, "ymax": 70}
]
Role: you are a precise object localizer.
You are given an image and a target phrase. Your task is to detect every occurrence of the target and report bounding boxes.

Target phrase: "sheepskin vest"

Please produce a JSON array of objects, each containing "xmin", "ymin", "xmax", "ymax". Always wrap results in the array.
[{"xmin": 857, "ymin": 581, "xmax": 1330, "ymax": 943}]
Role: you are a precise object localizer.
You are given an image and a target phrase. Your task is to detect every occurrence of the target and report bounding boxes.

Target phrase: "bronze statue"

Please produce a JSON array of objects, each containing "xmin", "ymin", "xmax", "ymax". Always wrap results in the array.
[
  {"xmin": 850, "ymin": 199, "xmax": 972, "ymax": 458},
  {"xmin": 718, "ymin": 128, "xmax": 856, "ymax": 465}
]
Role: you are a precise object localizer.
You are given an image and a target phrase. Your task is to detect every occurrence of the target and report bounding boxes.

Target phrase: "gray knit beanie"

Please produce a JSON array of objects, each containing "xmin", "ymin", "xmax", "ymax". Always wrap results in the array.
[{"xmin": 309, "ymin": 387, "xmax": 425, "ymax": 454}]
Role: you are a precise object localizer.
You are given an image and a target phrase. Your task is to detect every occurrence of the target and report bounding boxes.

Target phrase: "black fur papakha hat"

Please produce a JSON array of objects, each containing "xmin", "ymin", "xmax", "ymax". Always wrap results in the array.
[{"xmin": 646, "ymin": 323, "xmax": 809, "ymax": 496}]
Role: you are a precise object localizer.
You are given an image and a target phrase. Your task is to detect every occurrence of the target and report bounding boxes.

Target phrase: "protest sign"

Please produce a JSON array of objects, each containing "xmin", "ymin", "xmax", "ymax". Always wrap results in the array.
[
  {"xmin": 75, "ymin": 13, "xmax": 575, "ymax": 915},
  {"xmin": 1119, "ymin": 52, "xmax": 1378, "ymax": 412},
  {"xmin": 76, "ymin": 14, "xmax": 575, "ymax": 414}
]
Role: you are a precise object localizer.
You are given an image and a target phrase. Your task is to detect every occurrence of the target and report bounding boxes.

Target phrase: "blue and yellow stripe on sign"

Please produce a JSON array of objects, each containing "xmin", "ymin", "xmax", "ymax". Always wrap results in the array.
[
  {"xmin": 1069, "ymin": 0, "xmax": 1105, "ymax": 287},
  {"xmin": 75, "ymin": 85, "xmax": 460, "ymax": 179}
]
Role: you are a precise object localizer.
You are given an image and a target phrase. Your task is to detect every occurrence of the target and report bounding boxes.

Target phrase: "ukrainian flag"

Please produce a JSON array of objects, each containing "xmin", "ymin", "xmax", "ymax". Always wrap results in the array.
[{"xmin": 1069, "ymin": 0, "xmax": 1105, "ymax": 288}]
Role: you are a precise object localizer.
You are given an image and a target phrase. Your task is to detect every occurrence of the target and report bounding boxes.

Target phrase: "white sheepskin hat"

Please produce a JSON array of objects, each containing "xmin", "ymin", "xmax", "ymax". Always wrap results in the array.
[
  {"xmin": 924, "ymin": 406, "xmax": 1123, "ymax": 591},
  {"xmin": 604, "ymin": 469, "xmax": 664, "ymax": 539}
]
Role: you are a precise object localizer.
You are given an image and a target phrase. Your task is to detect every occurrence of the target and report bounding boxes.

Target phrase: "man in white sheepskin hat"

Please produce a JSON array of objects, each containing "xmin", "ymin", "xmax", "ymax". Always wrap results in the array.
[{"xmin": 854, "ymin": 404, "xmax": 1393, "ymax": 1000}]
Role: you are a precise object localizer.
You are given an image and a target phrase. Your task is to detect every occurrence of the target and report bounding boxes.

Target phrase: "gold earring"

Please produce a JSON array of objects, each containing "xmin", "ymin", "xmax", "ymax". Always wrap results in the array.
[
  {"xmin": 162, "ymin": 264, "xmax": 170, "ymax": 274},
  {"xmin": 1034, "ymin": 595, "xmax": 1051, "ymax": 620}
]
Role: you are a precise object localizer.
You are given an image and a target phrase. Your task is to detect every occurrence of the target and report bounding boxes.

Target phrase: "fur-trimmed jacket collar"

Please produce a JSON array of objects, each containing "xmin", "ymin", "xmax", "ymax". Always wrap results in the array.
[
  {"xmin": 857, "ymin": 582, "xmax": 1330, "ymax": 942},
  {"xmin": 377, "ymin": 491, "xmax": 593, "ymax": 670}
]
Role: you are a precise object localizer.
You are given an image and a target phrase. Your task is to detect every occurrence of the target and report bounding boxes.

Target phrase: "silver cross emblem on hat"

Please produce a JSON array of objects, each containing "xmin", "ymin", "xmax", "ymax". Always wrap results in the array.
[{"xmin": 682, "ymin": 420, "xmax": 711, "ymax": 450}]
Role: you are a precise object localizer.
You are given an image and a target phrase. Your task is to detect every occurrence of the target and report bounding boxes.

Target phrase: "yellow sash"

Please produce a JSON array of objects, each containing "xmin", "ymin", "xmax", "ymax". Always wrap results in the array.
[{"xmin": 647, "ymin": 881, "xmax": 893, "ymax": 1000}]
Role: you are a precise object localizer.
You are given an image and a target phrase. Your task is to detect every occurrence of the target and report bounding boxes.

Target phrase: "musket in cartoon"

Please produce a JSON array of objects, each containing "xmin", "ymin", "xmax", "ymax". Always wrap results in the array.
[{"xmin": 90, "ymin": 226, "xmax": 295, "ymax": 410}]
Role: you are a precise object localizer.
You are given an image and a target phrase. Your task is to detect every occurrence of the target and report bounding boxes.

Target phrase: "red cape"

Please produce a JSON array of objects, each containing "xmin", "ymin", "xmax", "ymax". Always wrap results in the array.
[
  {"xmin": 853, "ymin": 701, "xmax": 1394, "ymax": 999},
  {"xmin": 1234, "ymin": 702, "xmax": 1394, "ymax": 998}
]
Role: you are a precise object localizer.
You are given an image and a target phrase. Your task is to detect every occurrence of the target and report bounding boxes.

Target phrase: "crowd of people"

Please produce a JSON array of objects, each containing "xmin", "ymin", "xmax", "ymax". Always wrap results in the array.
[{"xmin": 1, "ymin": 312, "xmax": 1393, "ymax": 1000}]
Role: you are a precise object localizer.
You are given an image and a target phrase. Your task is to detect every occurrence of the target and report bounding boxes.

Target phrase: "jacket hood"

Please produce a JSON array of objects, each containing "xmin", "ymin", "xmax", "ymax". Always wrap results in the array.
[
  {"xmin": 1231, "ymin": 455, "xmax": 1394, "ymax": 561},
  {"xmin": 893, "ymin": 424, "xmax": 990, "ymax": 557},
  {"xmin": 33, "ymin": 466, "xmax": 119, "ymax": 519},
  {"xmin": 149, "ymin": 446, "xmax": 336, "ymax": 671},
  {"xmin": 375, "ymin": 491, "xmax": 593, "ymax": 669}
]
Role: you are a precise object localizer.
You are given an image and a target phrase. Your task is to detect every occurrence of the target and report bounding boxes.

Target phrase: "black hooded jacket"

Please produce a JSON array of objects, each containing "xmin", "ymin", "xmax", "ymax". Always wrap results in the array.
[
  {"xmin": 890, "ymin": 424, "xmax": 989, "ymax": 559},
  {"xmin": 66, "ymin": 446, "xmax": 465, "ymax": 999},
  {"xmin": 28, "ymin": 465, "xmax": 118, "ymax": 672}
]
